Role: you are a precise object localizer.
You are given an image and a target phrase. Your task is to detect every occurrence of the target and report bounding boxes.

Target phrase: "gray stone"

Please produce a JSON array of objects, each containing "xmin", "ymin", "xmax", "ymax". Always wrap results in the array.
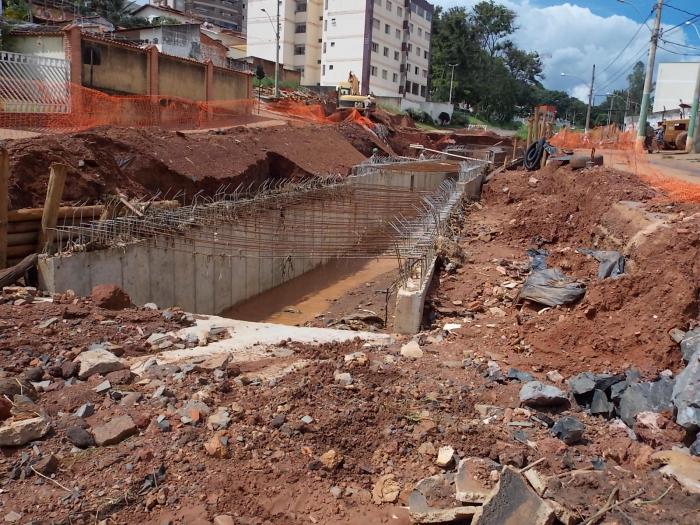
[
  {"xmin": 568, "ymin": 372, "xmax": 596, "ymax": 396},
  {"xmin": 672, "ymin": 350, "xmax": 700, "ymax": 430},
  {"xmin": 0, "ymin": 415, "xmax": 51, "ymax": 446},
  {"xmin": 619, "ymin": 377, "xmax": 675, "ymax": 427},
  {"xmin": 401, "ymin": 341, "xmax": 423, "ymax": 359},
  {"xmin": 23, "ymin": 366, "xmax": 44, "ymax": 382},
  {"xmin": 519, "ymin": 381, "xmax": 568, "ymax": 407},
  {"xmin": 550, "ymin": 416, "xmax": 585, "ymax": 445},
  {"xmin": 152, "ymin": 385, "xmax": 175, "ymax": 398},
  {"xmin": 301, "ymin": 415, "xmax": 314, "ymax": 425},
  {"xmin": 486, "ymin": 361, "xmax": 504, "ymax": 382},
  {"xmin": 330, "ymin": 486, "xmax": 343, "ymax": 499},
  {"xmin": 94, "ymin": 380, "xmax": 111, "ymax": 393},
  {"xmin": 478, "ymin": 466, "xmax": 555, "ymax": 525},
  {"xmin": 4, "ymin": 511, "xmax": 21, "ymax": 523},
  {"xmin": 32, "ymin": 380, "xmax": 51, "ymax": 392},
  {"xmin": 690, "ymin": 434, "xmax": 700, "ymax": 456},
  {"xmin": 507, "ymin": 368, "xmax": 534, "ymax": 382},
  {"xmin": 75, "ymin": 402, "xmax": 95, "ymax": 419},
  {"xmin": 74, "ymin": 348, "xmax": 125, "ymax": 380},
  {"xmin": 681, "ymin": 328, "xmax": 700, "ymax": 362},
  {"xmin": 455, "ymin": 457, "xmax": 499, "ymax": 503},
  {"xmin": 334, "ymin": 371, "xmax": 353, "ymax": 386},
  {"xmin": 33, "ymin": 453, "xmax": 59, "ymax": 475},
  {"xmin": 669, "ymin": 328, "xmax": 686, "ymax": 344},
  {"xmin": 207, "ymin": 409, "xmax": 231, "ymax": 430},
  {"xmin": 590, "ymin": 389, "xmax": 612, "ymax": 417},
  {"xmin": 610, "ymin": 381, "xmax": 629, "ymax": 402},
  {"xmin": 66, "ymin": 426, "xmax": 95, "ymax": 448},
  {"xmin": 435, "ymin": 446, "xmax": 455, "ymax": 468},
  {"xmin": 92, "ymin": 415, "xmax": 137, "ymax": 446}
]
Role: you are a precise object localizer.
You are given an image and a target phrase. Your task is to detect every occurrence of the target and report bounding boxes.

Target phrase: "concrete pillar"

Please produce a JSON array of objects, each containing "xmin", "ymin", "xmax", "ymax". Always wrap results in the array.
[
  {"xmin": 64, "ymin": 25, "xmax": 82, "ymax": 86},
  {"xmin": 205, "ymin": 60, "xmax": 214, "ymax": 124},
  {"xmin": 146, "ymin": 45, "xmax": 159, "ymax": 97}
]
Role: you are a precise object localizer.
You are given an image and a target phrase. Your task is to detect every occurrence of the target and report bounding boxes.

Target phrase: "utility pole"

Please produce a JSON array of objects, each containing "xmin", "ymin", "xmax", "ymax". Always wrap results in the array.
[
  {"xmin": 585, "ymin": 64, "xmax": 595, "ymax": 134},
  {"xmin": 685, "ymin": 65, "xmax": 700, "ymax": 153},
  {"xmin": 607, "ymin": 96, "xmax": 614, "ymax": 126},
  {"xmin": 447, "ymin": 64, "xmax": 459, "ymax": 104},
  {"xmin": 623, "ymin": 90, "xmax": 631, "ymax": 129},
  {"xmin": 274, "ymin": 0, "xmax": 280, "ymax": 99},
  {"xmin": 636, "ymin": 0, "xmax": 664, "ymax": 149}
]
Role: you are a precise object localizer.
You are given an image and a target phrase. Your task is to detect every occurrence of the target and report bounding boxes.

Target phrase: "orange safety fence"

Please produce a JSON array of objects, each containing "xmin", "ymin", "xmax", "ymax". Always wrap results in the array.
[
  {"xmin": 265, "ymin": 100, "xmax": 375, "ymax": 128},
  {"xmin": 549, "ymin": 125, "xmax": 700, "ymax": 203},
  {"xmin": 0, "ymin": 81, "xmax": 254, "ymax": 133}
]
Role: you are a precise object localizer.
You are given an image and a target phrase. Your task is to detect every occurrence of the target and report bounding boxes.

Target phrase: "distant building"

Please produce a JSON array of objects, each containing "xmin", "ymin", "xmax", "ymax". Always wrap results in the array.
[
  {"xmin": 246, "ymin": 0, "xmax": 434, "ymax": 101},
  {"xmin": 115, "ymin": 23, "xmax": 204, "ymax": 61},
  {"xmin": 149, "ymin": 0, "xmax": 245, "ymax": 32},
  {"xmin": 652, "ymin": 62, "xmax": 700, "ymax": 120}
]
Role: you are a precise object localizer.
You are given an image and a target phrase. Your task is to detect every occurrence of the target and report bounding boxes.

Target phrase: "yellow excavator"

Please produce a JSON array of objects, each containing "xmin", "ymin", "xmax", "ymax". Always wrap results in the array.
[{"xmin": 337, "ymin": 71, "xmax": 376, "ymax": 113}]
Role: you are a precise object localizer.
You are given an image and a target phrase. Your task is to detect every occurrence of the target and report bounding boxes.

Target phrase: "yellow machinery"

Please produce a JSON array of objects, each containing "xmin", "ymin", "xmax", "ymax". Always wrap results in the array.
[{"xmin": 337, "ymin": 71, "xmax": 376, "ymax": 112}]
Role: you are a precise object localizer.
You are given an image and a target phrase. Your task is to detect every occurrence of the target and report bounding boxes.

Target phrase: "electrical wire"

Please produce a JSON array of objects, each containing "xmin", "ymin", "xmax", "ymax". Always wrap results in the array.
[
  {"xmin": 599, "ymin": 9, "xmax": 653, "ymax": 75},
  {"xmin": 659, "ymin": 38, "xmax": 700, "ymax": 51},
  {"xmin": 657, "ymin": 44, "xmax": 700, "ymax": 56},
  {"xmin": 664, "ymin": 2, "xmax": 700, "ymax": 18}
]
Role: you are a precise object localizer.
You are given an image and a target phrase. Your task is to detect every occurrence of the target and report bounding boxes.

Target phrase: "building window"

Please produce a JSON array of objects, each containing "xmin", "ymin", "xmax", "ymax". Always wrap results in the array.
[
  {"xmin": 397, "ymin": 6, "xmax": 402, "ymax": 16},
  {"xmin": 294, "ymin": 45, "xmax": 306, "ymax": 55},
  {"xmin": 416, "ymin": 46, "xmax": 420, "ymax": 56},
  {"xmin": 372, "ymin": 18, "xmax": 380, "ymax": 29},
  {"xmin": 424, "ymin": 50, "xmax": 428, "ymax": 59},
  {"xmin": 394, "ymin": 50, "xmax": 399, "ymax": 60},
  {"xmin": 383, "ymin": 46, "xmax": 389, "ymax": 57},
  {"xmin": 331, "ymin": 42, "xmax": 335, "ymax": 47},
  {"xmin": 412, "ymin": 83, "xmax": 419, "ymax": 95},
  {"xmin": 421, "ymin": 85, "xmax": 426, "ymax": 97},
  {"xmin": 382, "ymin": 69, "xmax": 387, "ymax": 79},
  {"xmin": 323, "ymin": 42, "xmax": 327, "ymax": 53},
  {"xmin": 422, "ymin": 69, "xmax": 427, "ymax": 78},
  {"xmin": 418, "ymin": 28, "xmax": 422, "ymax": 37},
  {"xmin": 324, "ymin": 20, "xmax": 327, "ymax": 30},
  {"xmin": 329, "ymin": 65, "xmax": 334, "ymax": 70},
  {"xmin": 296, "ymin": 2, "xmax": 307, "ymax": 12},
  {"xmin": 372, "ymin": 42, "xmax": 379, "ymax": 52},
  {"xmin": 295, "ymin": 24, "xmax": 306, "ymax": 33},
  {"xmin": 414, "ymin": 66, "xmax": 419, "ymax": 75},
  {"xmin": 323, "ymin": 64, "xmax": 326, "ymax": 74},
  {"xmin": 425, "ymin": 32, "xmax": 430, "ymax": 40},
  {"xmin": 392, "ymin": 72, "xmax": 398, "ymax": 82},
  {"xmin": 371, "ymin": 66, "xmax": 377, "ymax": 76},
  {"xmin": 407, "ymin": 43, "xmax": 412, "ymax": 52},
  {"xmin": 395, "ymin": 28, "xmax": 401, "ymax": 39},
  {"xmin": 405, "ymin": 80, "xmax": 411, "ymax": 93},
  {"xmin": 386, "ymin": 0, "xmax": 392, "ymax": 10},
  {"xmin": 385, "ymin": 24, "xmax": 390, "ymax": 34}
]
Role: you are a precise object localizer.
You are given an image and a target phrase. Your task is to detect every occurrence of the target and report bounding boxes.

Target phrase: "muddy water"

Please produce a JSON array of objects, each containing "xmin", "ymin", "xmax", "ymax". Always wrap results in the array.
[{"xmin": 222, "ymin": 258, "xmax": 397, "ymax": 325}]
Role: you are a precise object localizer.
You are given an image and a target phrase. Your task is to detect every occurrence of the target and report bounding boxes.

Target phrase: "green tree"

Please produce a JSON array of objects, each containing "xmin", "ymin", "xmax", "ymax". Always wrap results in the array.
[
  {"xmin": 470, "ymin": 0, "xmax": 517, "ymax": 57},
  {"xmin": 91, "ymin": 0, "xmax": 148, "ymax": 28},
  {"xmin": 3, "ymin": 0, "xmax": 30, "ymax": 21},
  {"xmin": 626, "ymin": 61, "xmax": 645, "ymax": 109}
]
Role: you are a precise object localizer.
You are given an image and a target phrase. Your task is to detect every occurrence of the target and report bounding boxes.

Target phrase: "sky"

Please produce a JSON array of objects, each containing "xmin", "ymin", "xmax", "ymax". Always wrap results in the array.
[{"xmin": 433, "ymin": 1, "xmax": 700, "ymax": 101}]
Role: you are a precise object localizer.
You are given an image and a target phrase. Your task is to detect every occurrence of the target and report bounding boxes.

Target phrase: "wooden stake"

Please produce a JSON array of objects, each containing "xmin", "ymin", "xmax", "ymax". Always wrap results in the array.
[
  {"xmin": 37, "ymin": 163, "xmax": 68, "ymax": 253},
  {"xmin": 0, "ymin": 148, "xmax": 8, "ymax": 269}
]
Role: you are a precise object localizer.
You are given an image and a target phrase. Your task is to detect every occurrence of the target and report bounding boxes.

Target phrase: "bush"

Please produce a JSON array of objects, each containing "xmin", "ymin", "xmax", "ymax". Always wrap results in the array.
[
  {"xmin": 450, "ymin": 109, "xmax": 470, "ymax": 127},
  {"xmin": 405, "ymin": 108, "xmax": 434, "ymax": 126}
]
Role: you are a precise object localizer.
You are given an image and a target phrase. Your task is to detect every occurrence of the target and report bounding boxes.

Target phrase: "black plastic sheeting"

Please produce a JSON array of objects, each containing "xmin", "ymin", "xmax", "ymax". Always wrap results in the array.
[
  {"xmin": 519, "ymin": 249, "xmax": 586, "ymax": 307},
  {"xmin": 577, "ymin": 249, "xmax": 626, "ymax": 279}
]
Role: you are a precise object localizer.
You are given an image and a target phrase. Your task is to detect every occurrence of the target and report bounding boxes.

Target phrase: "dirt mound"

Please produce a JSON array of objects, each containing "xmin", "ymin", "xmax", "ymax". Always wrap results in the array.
[
  {"xmin": 433, "ymin": 164, "xmax": 700, "ymax": 376},
  {"xmin": 5, "ymin": 124, "xmax": 366, "ymax": 209}
]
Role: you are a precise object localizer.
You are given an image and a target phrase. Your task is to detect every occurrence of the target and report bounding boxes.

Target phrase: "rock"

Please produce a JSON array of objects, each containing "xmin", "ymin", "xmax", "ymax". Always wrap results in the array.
[
  {"xmin": 634, "ymin": 411, "xmax": 685, "ymax": 448},
  {"xmin": 672, "ymin": 350, "xmax": 700, "ymax": 430},
  {"xmin": 568, "ymin": 372, "xmax": 596, "ymax": 396},
  {"xmin": 507, "ymin": 368, "xmax": 534, "ymax": 382},
  {"xmin": 417, "ymin": 442, "xmax": 436, "ymax": 456},
  {"xmin": 401, "ymin": 341, "xmax": 423, "ymax": 359},
  {"xmin": 23, "ymin": 366, "xmax": 44, "ymax": 382},
  {"xmin": 204, "ymin": 431, "xmax": 229, "ymax": 458},
  {"xmin": 590, "ymin": 389, "xmax": 612, "ymax": 417},
  {"xmin": 372, "ymin": 474, "xmax": 400, "ymax": 504},
  {"xmin": 207, "ymin": 409, "xmax": 231, "ymax": 430},
  {"xmin": 92, "ymin": 415, "xmax": 137, "ymax": 446},
  {"xmin": 485, "ymin": 361, "xmax": 504, "ymax": 382},
  {"xmin": 669, "ymin": 327, "xmax": 686, "ymax": 344},
  {"xmin": 66, "ymin": 426, "xmax": 95, "ymax": 448},
  {"xmin": 680, "ymin": 328, "xmax": 700, "ymax": 362},
  {"xmin": 60, "ymin": 361, "xmax": 79, "ymax": 379},
  {"xmin": 75, "ymin": 402, "xmax": 95, "ymax": 419},
  {"xmin": 455, "ymin": 457, "xmax": 499, "ymax": 503},
  {"xmin": 319, "ymin": 449, "xmax": 343, "ymax": 471},
  {"xmin": 33, "ymin": 454, "xmax": 59, "ymax": 475},
  {"xmin": 0, "ymin": 377, "xmax": 38, "ymax": 401},
  {"xmin": 474, "ymin": 405, "xmax": 504, "ymax": 418},
  {"xmin": 334, "ymin": 371, "xmax": 353, "ymax": 386},
  {"xmin": 94, "ymin": 380, "xmax": 111, "ymax": 393},
  {"xmin": 619, "ymin": 377, "xmax": 675, "ymax": 427},
  {"xmin": 478, "ymin": 466, "xmax": 555, "ymax": 525},
  {"xmin": 691, "ymin": 434, "xmax": 700, "ymax": 456},
  {"xmin": 652, "ymin": 449, "xmax": 700, "ymax": 494},
  {"xmin": 545, "ymin": 370, "xmax": 564, "ymax": 383},
  {"xmin": 344, "ymin": 352, "xmax": 367, "ymax": 365},
  {"xmin": 105, "ymin": 369, "xmax": 133, "ymax": 385},
  {"xmin": 300, "ymin": 415, "xmax": 314, "ymax": 425},
  {"xmin": 550, "ymin": 416, "xmax": 585, "ymax": 445},
  {"xmin": 519, "ymin": 381, "xmax": 568, "ymax": 407},
  {"xmin": 330, "ymin": 486, "xmax": 343, "ymax": 499},
  {"xmin": 75, "ymin": 348, "xmax": 125, "ymax": 380},
  {"xmin": 409, "ymin": 474, "xmax": 481, "ymax": 523},
  {"xmin": 0, "ymin": 415, "xmax": 51, "ymax": 446},
  {"xmin": 144, "ymin": 302, "xmax": 158, "ymax": 310},
  {"xmin": 435, "ymin": 446, "xmax": 455, "ymax": 468},
  {"xmin": 91, "ymin": 284, "xmax": 131, "ymax": 310},
  {"xmin": 0, "ymin": 397, "xmax": 11, "ymax": 421},
  {"xmin": 4, "ymin": 511, "xmax": 21, "ymax": 523},
  {"xmin": 523, "ymin": 468, "xmax": 547, "ymax": 496},
  {"xmin": 213, "ymin": 516, "xmax": 235, "ymax": 525}
]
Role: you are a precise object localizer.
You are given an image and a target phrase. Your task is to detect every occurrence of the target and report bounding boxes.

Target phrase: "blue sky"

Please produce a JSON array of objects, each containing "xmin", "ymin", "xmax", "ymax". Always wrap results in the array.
[{"xmin": 433, "ymin": 1, "xmax": 700, "ymax": 100}]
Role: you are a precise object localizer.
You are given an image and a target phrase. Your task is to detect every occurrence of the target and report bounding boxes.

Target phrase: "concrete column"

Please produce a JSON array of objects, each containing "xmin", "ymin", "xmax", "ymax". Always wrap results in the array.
[
  {"xmin": 64, "ymin": 25, "xmax": 82, "ymax": 86},
  {"xmin": 205, "ymin": 60, "xmax": 214, "ymax": 124},
  {"xmin": 146, "ymin": 45, "xmax": 159, "ymax": 97}
]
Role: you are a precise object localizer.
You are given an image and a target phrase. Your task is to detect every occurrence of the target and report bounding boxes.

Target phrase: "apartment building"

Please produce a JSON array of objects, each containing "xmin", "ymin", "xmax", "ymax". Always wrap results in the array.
[
  {"xmin": 152, "ymin": 0, "xmax": 246, "ymax": 32},
  {"xmin": 246, "ymin": 0, "xmax": 433, "ymax": 101}
]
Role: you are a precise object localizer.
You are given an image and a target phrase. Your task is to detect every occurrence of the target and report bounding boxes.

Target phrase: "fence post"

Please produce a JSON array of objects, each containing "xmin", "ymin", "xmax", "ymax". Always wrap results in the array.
[
  {"xmin": 0, "ymin": 148, "xmax": 8, "ymax": 268},
  {"xmin": 37, "ymin": 163, "xmax": 68, "ymax": 253},
  {"xmin": 146, "ymin": 45, "xmax": 159, "ymax": 96},
  {"xmin": 65, "ymin": 25, "xmax": 82, "ymax": 85}
]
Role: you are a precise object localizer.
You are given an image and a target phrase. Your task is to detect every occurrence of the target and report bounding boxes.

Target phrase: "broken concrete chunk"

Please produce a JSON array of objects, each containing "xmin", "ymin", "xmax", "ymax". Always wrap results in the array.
[
  {"xmin": 435, "ymin": 446, "xmax": 455, "ymax": 468},
  {"xmin": 619, "ymin": 377, "xmax": 675, "ymax": 427},
  {"xmin": 75, "ymin": 402, "xmax": 95, "ymax": 419},
  {"xmin": 652, "ymin": 449, "xmax": 700, "ymax": 495},
  {"xmin": 680, "ymin": 328, "xmax": 700, "ymax": 362},
  {"xmin": 74, "ymin": 348, "xmax": 126, "ymax": 380},
  {"xmin": 507, "ymin": 368, "xmax": 534, "ymax": 383},
  {"xmin": 334, "ymin": 371, "xmax": 353, "ymax": 386},
  {"xmin": 0, "ymin": 416, "xmax": 51, "ymax": 446},
  {"xmin": 409, "ymin": 474, "xmax": 480, "ymax": 524},
  {"xmin": 455, "ymin": 457, "xmax": 499, "ymax": 503},
  {"xmin": 672, "ymin": 350, "xmax": 700, "ymax": 430},
  {"xmin": 92, "ymin": 415, "xmax": 137, "ymax": 446},
  {"xmin": 519, "ymin": 381, "xmax": 568, "ymax": 407},
  {"xmin": 371, "ymin": 474, "xmax": 400, "ymax": 504},
  {"xmin": 478, "ymin": 466, "xmax": 555, "ymax": 525},
  {"xmin": 401, "ymin": 341, "xmax": 423, "ymax": 359}
]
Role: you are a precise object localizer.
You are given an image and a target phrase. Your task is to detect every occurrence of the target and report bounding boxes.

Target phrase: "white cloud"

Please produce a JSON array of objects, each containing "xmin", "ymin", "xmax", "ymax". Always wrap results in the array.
[{"xmin": 432, "ymin": 1, "xmax": 692, "ymax": 101}]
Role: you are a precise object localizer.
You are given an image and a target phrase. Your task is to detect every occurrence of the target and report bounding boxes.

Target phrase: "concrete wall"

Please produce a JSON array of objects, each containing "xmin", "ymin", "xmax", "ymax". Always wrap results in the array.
[
  {"xmin": 212, "ymin": 66, "xmax": 250, "ymax": 100},
  {"xmin": 159, "ymin": 54, "xmax": 207, "ymax": 100},
  {"xmin": 401, "ymin": 99, "xmax": 453, "ymax": 121},
  {"xmin": 81, "ymin": 40, "xmax": 149, "ymax": 95},
  {"xmin": 9, "ymin": 35, "xmax": 66, "ymax": 59}
]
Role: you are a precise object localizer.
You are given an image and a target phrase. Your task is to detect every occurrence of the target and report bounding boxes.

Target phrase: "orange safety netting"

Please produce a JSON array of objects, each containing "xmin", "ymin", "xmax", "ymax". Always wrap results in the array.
[
  {"xmin": 549, "ymin": 125, "xmax": 700, "ymax": 203},
  {"xmin": 0, "ymin": 82, "xmax": 254, "ymax": 133},
  {"xmin": 265, "ymin": 100, "xmax": 375, "ymax": 128}
]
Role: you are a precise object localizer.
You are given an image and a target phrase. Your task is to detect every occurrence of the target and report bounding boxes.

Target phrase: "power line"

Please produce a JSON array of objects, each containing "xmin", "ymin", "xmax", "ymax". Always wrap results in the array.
[
  {"xmin": 664, "ymin": 2, "xmax": 700, "ymax": 18},
  {"xmin": 600, "ymin": 10, "xmax": 653, "ymax": 75},
  {"xmin": 660, "ymin": 37, "xmax": 700, "ymax": 51},
  {"xmin": 657, "ymin": 44, "xmax": 700, "ymax": 56}
]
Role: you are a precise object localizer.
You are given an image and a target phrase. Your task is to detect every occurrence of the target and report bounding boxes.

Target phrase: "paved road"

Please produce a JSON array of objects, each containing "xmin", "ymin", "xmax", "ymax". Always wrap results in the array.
[{"xmin": 586, "ymin": 149, "xmax": 700, "ymax": 187}]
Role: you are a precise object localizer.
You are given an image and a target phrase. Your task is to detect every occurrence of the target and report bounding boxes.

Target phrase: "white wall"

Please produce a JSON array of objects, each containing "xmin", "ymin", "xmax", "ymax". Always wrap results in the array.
[
  {"xmin": 11, "ymin": 35, "xmax": 66, "ymax": 60},
  {"xmin": 400, "ymin": 99, "xmax": 452, "ymax": 121},
  {"xmin": 653, "ymin": 62, "xmax": 700, "ymax": 114},
  {"xmin": 320, "ymin": 1, "xmax": 368, "ymax": 91}
]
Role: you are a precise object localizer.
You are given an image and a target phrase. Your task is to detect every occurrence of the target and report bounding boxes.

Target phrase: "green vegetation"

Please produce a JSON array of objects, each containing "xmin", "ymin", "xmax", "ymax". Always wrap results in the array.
[{"xmin": 3, "ymin": 0, "xmax": 30, "ymax": 21}]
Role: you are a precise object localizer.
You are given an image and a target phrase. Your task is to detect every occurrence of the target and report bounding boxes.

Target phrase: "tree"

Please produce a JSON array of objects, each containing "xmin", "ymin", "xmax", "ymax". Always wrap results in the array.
[
  {"xmin": 470, "ymin": 0, "xmax": 516, "ymax": 57},
  {"xmin": 91, "ymin": 0, "xmax": 148, "ymax": 28},
  {"xmin": 3, "ymin": 0, "xmax": 30, "ymax": 21},
  {"xmin": 627, "ymin": 61, "xmax": 645, "ymax": 109},
  {"xmin": 501, "ymin": 44, "xmax": 542, "ymax": 85}
]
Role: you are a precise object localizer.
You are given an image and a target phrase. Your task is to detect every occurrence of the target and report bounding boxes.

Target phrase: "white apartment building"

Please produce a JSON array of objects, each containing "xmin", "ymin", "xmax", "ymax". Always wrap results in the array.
[{"xmin": 246, "ymin": 0, "xmax": 433, "ymax": 101}]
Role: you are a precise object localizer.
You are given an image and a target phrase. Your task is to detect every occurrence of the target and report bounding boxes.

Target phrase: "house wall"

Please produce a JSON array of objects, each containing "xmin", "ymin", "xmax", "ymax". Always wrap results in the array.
[
  {"xmin": 212, "ymin": 66, "xmax": 250, "ymax": 99},
  {"xmin": 81, "ymin": 40, "xmax": 149, "ymax": 95},
  {"xmin": 653, "ymin": 62, "xmax": 700, "ymax": 114},
  {"xmin": 159, "ymin": 54, "xmax": 207, "ymax": 100},
  {"xmin": 9, "ymin": 34, "xmax": 66, "ymax": 60}
]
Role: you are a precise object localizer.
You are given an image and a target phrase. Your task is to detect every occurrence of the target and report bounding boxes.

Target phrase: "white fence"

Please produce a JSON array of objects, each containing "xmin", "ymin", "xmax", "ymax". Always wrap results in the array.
[{"xmin": 0, "ymin": 51, "xmax": 70, "ymax": 113}]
